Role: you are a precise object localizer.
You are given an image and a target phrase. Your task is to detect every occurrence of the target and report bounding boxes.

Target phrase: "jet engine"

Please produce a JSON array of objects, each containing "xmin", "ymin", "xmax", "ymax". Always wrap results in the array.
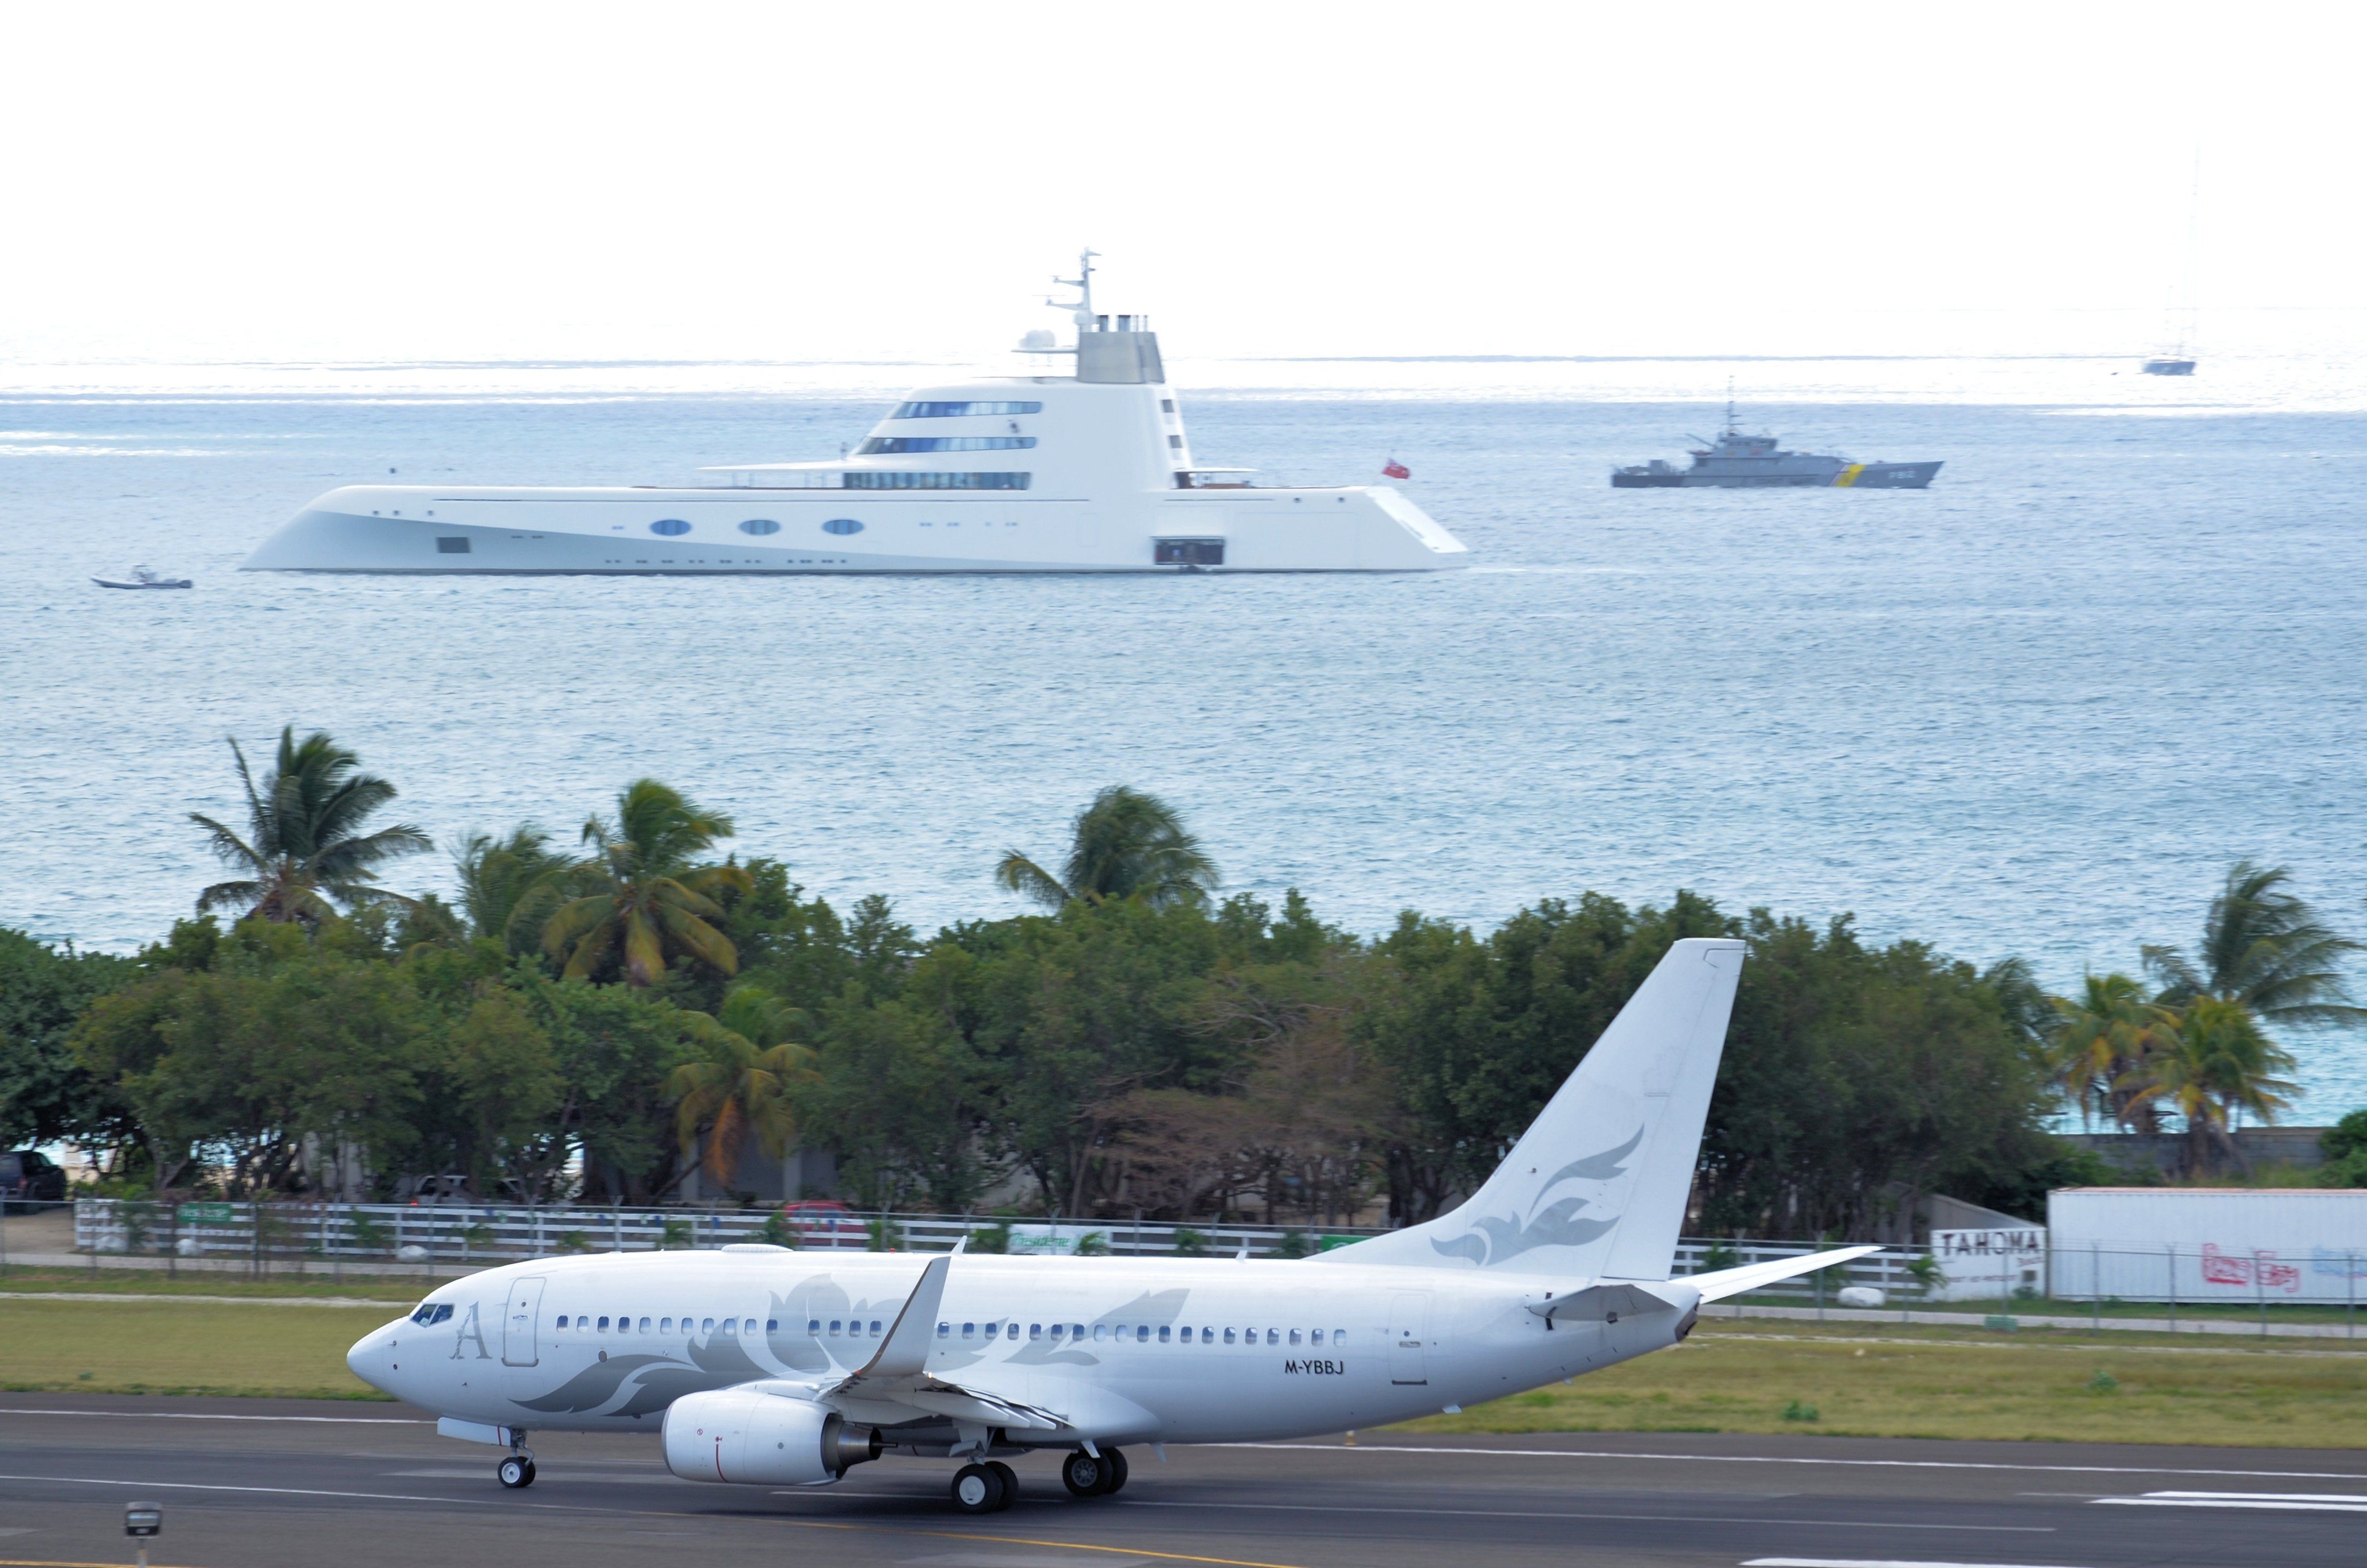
[{"xmin": 662, "ymin": 1388, "xmax": 882, "ymax": 1485}]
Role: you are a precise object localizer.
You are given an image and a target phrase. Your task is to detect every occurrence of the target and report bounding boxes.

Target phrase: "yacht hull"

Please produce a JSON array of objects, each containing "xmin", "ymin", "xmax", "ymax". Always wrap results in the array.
[{"xmin": 243, "ymin": 485, "xmax": 1468, "ymax": 575}]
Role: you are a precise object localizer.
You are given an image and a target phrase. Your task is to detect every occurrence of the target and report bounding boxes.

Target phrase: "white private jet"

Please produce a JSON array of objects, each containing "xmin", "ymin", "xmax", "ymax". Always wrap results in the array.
[{"xmin": 348, "ymin": 938, "xmax": 1874, "ymax": 1513}]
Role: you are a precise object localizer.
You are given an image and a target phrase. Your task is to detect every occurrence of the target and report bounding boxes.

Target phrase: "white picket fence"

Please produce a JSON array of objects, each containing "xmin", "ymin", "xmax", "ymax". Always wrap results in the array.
[{"xmin": 67, "ymin": 1198, "xmax": 1916, "ymax": 1298}]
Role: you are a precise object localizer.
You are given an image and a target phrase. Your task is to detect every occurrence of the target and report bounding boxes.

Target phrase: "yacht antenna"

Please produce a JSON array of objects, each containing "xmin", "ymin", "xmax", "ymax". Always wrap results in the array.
[
  {"xmin": 1724, "ymin": 378, "xmax": 1737, "ymax": 437},
  {"xmin": 1048, "ymin": 247, "xmax": 1100, "ymax": 326}
]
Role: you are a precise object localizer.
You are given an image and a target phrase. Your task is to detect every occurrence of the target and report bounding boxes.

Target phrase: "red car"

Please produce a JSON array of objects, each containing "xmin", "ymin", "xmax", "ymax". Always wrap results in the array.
[{"xmin": 777, "ymin": 1199, "xmax": 863, "ymax": 1249}]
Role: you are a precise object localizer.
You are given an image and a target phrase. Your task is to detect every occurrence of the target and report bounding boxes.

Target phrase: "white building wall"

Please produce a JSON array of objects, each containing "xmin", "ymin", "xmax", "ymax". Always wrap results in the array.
[{"xmin": 2047, "ymin": 1186, "xmax": 2367, "ymax": 1304}]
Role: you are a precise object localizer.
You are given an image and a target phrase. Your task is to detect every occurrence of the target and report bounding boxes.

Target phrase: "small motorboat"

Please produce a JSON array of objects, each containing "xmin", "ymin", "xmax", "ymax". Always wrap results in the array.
[{"xmin": 93, "ymin": 565, "xmax": 193, "ymax": 589}]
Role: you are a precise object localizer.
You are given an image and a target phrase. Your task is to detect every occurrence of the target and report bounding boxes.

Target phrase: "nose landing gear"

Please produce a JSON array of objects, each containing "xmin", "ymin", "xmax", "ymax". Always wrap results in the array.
[
  {"xmin": 497, "ymin": 1445, "xmax": 537, "ymax": 1489},
  {"xmin": 949, "ymin": 1460, "xmax": 1016, "ymax": 1514},
  {"xmin": 1060, "ymin": 1446, "xmax": 1128, "ymax": 1497}
]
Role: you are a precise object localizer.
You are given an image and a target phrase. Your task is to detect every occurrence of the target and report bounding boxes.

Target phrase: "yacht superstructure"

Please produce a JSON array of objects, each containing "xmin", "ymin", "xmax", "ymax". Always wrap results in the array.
[{"xmin": 243, "ymin": 255, "xmax": 1468, "ymax": 575}]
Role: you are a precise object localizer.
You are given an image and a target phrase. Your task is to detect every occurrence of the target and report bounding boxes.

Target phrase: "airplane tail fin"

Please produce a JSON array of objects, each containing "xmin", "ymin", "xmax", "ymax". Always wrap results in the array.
[{"xmin": 1319, "ymin": 937, "xmax": 1744, "ymax": 1280}]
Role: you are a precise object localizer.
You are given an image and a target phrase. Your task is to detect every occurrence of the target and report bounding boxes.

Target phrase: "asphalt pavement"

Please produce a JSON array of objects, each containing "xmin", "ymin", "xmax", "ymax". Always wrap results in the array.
[{"xmin": 1, "ymin": 1394, "xmax": 2362, "ymax": 1568}]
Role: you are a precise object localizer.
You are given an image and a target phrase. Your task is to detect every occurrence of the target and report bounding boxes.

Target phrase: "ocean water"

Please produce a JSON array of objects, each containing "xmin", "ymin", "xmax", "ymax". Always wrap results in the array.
[{"xmin": 4, "ymin": 354, "xmax": 2364, "ymax": 1117}]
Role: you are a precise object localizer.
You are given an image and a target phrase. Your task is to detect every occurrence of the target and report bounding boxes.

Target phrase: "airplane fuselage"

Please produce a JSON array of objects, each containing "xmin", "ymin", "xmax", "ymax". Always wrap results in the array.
[{"xmin": 349, "ymin": 1248, "xmax": 1695, "ymax": 1449}]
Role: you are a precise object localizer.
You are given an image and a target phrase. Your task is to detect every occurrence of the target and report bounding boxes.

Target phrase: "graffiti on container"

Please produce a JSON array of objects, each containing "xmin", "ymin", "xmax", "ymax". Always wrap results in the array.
[
  {"xmin": 2312, "ymin": 1246, "xmax": 2367, "ymax": 1279},
  {"xmin": 2198, "ymin": 1243, "xmax": 2301, "ymax": 1292}
]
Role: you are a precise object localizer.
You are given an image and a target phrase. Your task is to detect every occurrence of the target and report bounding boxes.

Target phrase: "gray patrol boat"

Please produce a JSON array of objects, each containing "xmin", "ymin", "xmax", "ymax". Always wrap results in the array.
[{"xmin": 1613, "ymin": 399, "xmax": 1941, "ymax": 488}]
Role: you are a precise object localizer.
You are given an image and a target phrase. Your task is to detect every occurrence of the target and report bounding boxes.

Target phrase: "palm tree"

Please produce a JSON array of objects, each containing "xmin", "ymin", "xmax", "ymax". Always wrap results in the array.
[
  {"xmin": 2124, "ymin": 995, "xmax": 2297, "ymax": 1174},
  {"xmin": 2144, "ymin": 861, "xmax": 2366, "ymax": 1030},
  {"xmin": 2049, "ymin": 972, "xmax": 2176, "ymax": 1133},
  {"xmin": 668, "ymin": 985, "xmax": 815, "ymax": 1190},
  {"xmin": 189, "ymin": 727, "xmax": 431, "ymax": 924},
  {"xmin": 994, "ymin": 786, "xmax": 1219, "ymax": 911},
  {"xmin": 541, "ymin": 779, "xmax": 751, "ymax": 986},
  {"xmin": 454, "ymin": 825, "xmax": 581, "ymax": 953}
]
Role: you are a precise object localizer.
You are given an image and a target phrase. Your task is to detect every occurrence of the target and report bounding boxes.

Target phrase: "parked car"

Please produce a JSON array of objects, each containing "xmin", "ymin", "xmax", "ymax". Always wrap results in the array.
[
  {"xmin": 399, "ymin": 1173, "xmax": 481, "ymax": 1206},
  {"xmin": 2, "ymin": 1149, "xmax": 68, "ymax": 1209}
]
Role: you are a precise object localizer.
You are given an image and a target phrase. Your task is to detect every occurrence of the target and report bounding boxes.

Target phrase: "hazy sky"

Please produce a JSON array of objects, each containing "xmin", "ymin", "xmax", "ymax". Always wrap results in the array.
[{"xmin": 4, "ymin": 1, "xmax": 2355, "ymax": 363}]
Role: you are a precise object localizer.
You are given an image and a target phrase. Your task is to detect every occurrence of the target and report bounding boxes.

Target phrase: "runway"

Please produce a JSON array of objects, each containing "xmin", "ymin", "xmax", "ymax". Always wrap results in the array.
[{"xmin": 1, "ymin": 1396, "xmax": 2361, "ymax": 1568}]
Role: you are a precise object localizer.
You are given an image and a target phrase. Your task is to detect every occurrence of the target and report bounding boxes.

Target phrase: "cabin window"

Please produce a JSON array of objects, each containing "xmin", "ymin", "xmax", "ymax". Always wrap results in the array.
[
  {"xmin": 1202, "ymin": 1327, "xmax": 1215, "ymax": 1344},
  {"xmin": 937, "ymin": 1322, "xmax": 949, "ymax": 1338},
  {"xmin": 1310, "ymin": 1329, "xmax": 1323, "ymax": 1345},
  {"xmin": 592, "ymin": 1317, "xmax": 606, "ymax": 1331},
  {"xmin": 1167, "ymin": 434, "xmax": 1184, "ymax": 449},
  {"xmin": 856, "ymin": 435, "xmax": 1037, "ymax": 455},
  {"xmin": 554, "ymin": 1315, "xmax": 568, "ymax": 1329},
  {"xmin": 650, "ymin": 518, "xmax": 691, "ymax": 536},
  {"xmin": 1334, "ymin": 1329, "xmax": 1347, "ymax": 1343},
  {"xmin": 1266, "ymin": 1328, "xmax": 1279, "ymax": 1345},
  {"xmin": 1136, "ymin": 1325, "xmax": 1151, "ymax": 1344},
  {"xmin": 1072, "ymin": 1323, "xmax": 1085, "ymax": 1338},
  {"xmin": 701, "ymin": 1318, "xmax": 715, "ymax": 1334},
  {"xmin": 722, "ymin": 1319, "xmax": 737, "ymax": 1336},
  {"xmin": 767, "ymin": 1319, "xmax": 779, "ymax": 1332},
  {"xmin": 1161, "ymin": 399, "xmax": 1176, "ymax": 412},
  {"xmin": 1154, "ymin": 537, "xmax": 1224, "ymax": 566},
  {"xmin": 1289, "ymin": 1329, "xmax": 1302, "ymax": 1345},
  {"xmin": 829, "ymin": 1321, "xmax": 842, "ymax": 1337},
  {"xmin": 892, "ymin": 400, "xmax": 1043, "ymax": 418},
  {"xmin": 868, "ymin": 1320, "xmax": 881, "ymax": 1336},
  {"xmin": 1223, "ymin": 1327, "xmax": 1236, "ymax": 1344},
  {"xmin": 1091, "ymin": 1324, "xmax": 1107, "ymax": 1342},
  {"xmin": 744, "ymin": 1319, "xmax": 756, "ymax": 1334},
  {"xmin": 1029, "ymin": 1323, "xmax": 1042, "ymax": 1340},
  {"xmin": 660, "ymin": 1318, "xmax": 672, "ymax": 1333},
  {"xmin": 821, "ymin": 517, "xmax": 864, "ymax": 534},
  {"xmin": 738, "ymin": 518, "xmax": 780, "ymax": 535},
  {"xmin": 1158, "ymin": 1326, "xmax": 1171, "ymax": 1344},
  {"xmin": 962, "ymin": 1323, "xmax": 976, "ymax": 1339},
  {"xmin": 436, "ymin": 537, "xmax": 471, "ymax": 554}
]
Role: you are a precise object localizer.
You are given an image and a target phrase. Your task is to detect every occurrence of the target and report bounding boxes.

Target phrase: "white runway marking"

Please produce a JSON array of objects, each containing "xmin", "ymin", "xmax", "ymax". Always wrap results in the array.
[
  {"xmin": 0, "ymin": 1407, "xmax": 427, "ymax": 1424},
  {"xmin": 1213, "ymin": 1442, "xmax": 2367, "ymax": 1483},
  {"xmin": 2094, "ymin": 1489, "xmax": 2367, "ymax": 1514},
  {"xmin": 1743, "ymin": 1559, "xmax": 2100, "ymax": 1568}
]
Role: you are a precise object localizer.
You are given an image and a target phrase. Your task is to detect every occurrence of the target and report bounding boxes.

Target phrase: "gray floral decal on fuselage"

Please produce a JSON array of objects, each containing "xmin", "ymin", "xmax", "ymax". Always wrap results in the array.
[{"xmin": 1430, "ymin": 1126, "xmax": 1642, "ymax": 1266}]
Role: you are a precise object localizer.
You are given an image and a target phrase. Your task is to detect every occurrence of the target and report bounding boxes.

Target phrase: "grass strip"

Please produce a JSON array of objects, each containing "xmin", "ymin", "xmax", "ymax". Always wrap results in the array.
[{"xmin": 1398, "ymin": 1320, "xmax": 2367, "ymax": 1448}]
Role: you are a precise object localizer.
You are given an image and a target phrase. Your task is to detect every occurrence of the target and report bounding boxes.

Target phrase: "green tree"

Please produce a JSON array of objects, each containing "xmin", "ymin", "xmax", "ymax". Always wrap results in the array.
[
  {"xmin": 188, "ymin": 728, "xmax": 431, "ymax": 924},
  {"xmin": 668, "ymin": 986, "xmax": 815, "ymax": 1192},
  {"xmin": 520, "ymin": 976, "xmax": 693, "ymax": 1203},
  {"xmin": 2125, "ymin": 994, "xmax": 2296, "ymax": 1174},
  {"xmin": 994, "ymin": 786, "xmax": 1218, "ymax": 911},
  {"xmin": 2049, "ymin": 972, "xmax": 2175, "ymax": 1133},
  {"xmin": 453, "ymin": 826, "xmax": 581, "ymax": 954},
  {"xmin": 0, "ymin": 930, "xmax": 137, "ymax": 1149},
  {"xmin": 542, "ymin": 780, "xmax": 752, "ymax": 987},
  {"xmin": 2144, "ymin": 861, "xmax": 2366, "ymax": 1030}
]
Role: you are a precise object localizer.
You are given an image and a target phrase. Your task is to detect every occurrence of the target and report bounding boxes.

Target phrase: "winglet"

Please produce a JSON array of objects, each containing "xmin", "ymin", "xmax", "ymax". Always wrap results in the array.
[{"xmin": 845, "ymin": 1253, "xmax": 949, "ymax": 1383}]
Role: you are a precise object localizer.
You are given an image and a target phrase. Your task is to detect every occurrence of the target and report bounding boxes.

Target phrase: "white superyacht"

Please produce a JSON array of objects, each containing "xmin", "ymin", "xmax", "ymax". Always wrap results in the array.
[{"xmin": 242, "ymin": 256, "xmax": 1468, "ymax": 575}]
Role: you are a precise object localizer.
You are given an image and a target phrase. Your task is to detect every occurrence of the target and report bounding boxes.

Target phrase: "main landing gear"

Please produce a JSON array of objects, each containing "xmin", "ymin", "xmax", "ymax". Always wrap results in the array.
[
  {"xmin": 1060, "ymin": 1447, "xmax": 1128, "ymax": 1499},
  {"xmin": 950, "ymin": 1460, "xmax": 1018, "ymax": 1514}
]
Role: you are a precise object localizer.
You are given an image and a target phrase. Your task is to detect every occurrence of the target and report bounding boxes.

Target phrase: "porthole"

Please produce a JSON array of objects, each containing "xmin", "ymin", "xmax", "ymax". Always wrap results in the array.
[
  {"xmin": 822, "ymin": 518, "xmax": 864, "ymax": 535},
  {"xmin": 738, "ymin": 518, "xmax": 780, "ymax": 535},
  {"xmin": 651, "ymin": 518, "xmax": 691, "ymax": 536}
]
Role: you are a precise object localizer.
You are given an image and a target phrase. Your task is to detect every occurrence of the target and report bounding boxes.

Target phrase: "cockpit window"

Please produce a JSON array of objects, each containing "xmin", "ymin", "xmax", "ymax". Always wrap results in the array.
[
  {"xmin": 411, "ymin": 1303, "xmax": 435, "ymax": 1324},
  {"xmin": 430, "ymin": 1303, "xmax": 453, "ymax": 1325}
]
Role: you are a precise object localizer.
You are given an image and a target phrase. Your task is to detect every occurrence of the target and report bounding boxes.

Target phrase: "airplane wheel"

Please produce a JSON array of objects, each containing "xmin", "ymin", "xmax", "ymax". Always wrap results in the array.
[
  {"xmin": 1097, "ymin": 1447, "xmax": 1129, "ymax": 1496},
  {"xmin": 984, "ymin": 1460, "xmax": 1018, "ymax": 1510},
  {"xmin": 950, "ymin": 1462, "xmax": 1007, "ymax": 1515},
  {"xmin": 1060, "ymin": 1450, "xmax": 1105, "ymax": 1497},
  {"xmin": 497, "ymin": 1455, "xmax": 533, "ymax": 1489}
]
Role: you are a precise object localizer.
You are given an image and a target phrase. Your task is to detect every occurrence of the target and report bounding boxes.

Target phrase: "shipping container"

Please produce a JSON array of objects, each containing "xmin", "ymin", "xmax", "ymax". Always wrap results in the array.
[{"xmin": 2048, "ymin": 1187, "xmax": 2367, "ymax": 1304}]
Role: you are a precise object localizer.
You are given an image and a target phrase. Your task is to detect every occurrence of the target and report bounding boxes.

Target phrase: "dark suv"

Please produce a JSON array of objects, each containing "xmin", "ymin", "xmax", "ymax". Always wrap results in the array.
[{"xmin": 1, "ymin": 1150, "xmax": 68, "ymax": 1208}]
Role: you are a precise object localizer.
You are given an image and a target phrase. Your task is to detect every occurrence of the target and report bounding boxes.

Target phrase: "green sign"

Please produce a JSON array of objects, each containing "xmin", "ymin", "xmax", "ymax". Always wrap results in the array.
[{"xmin": 178, "ymin": 1203, "xmax": 234, "ymax": 1224}]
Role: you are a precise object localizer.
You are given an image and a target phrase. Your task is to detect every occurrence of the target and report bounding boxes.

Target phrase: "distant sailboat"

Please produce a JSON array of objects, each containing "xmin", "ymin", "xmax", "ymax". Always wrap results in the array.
[{"xmin": 2142, "ymin": 155, "xmax": 2201, "ymax": 376}]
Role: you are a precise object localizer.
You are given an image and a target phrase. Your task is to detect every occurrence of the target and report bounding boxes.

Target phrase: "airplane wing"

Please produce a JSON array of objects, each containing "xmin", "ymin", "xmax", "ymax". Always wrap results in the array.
[
  {"xmin": 1681, "ymin": 1245, "xmax": 1883, "ymax": 1303},
  {"xmin": 817, "ymin": 1252, "xmax": 1070, "ymax": 1432}
]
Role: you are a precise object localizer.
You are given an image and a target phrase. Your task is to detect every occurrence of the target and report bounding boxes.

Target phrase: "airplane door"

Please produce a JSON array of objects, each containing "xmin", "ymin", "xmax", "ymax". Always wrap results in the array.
[
  {"xmin": 502, "ymin": 1277, "xmax": 546, "ymax": 1367},
  {"xmin": 1389, "ymin": 1292, "xmax": 1429, "ymax": 1386}
]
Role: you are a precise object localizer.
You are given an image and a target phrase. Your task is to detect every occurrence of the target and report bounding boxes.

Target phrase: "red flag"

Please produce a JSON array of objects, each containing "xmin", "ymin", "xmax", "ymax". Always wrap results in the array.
[{"xmin": 1381, "ymin": 458, "xmax": 1410, "ymax": 480}]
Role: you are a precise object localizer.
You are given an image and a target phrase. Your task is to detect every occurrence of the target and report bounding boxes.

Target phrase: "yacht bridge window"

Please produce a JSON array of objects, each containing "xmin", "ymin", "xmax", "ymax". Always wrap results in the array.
[
  {"xmin": 892, "ymin": 400, "xmax": 1043, "ymax": 418},
  {"xmin": 857, "ymin": 436, "xmax": 1036, "ymax": 455},
  {"xmin": 843, "ymin": 472, "xmax": 1030, "ymax": 490}
]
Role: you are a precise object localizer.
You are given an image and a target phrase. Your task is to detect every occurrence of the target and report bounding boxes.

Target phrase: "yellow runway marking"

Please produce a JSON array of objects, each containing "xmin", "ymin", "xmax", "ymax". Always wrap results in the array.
[{"xmin": 913, "ymin": 1530, "xmax": 1307, "ymax": 1568}]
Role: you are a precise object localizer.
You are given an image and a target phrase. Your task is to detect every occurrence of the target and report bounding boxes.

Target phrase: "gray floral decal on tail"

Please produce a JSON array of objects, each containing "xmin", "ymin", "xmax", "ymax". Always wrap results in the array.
[{"xmin": 1430, "ymin": 1125, "xmax": 1642, "ymax": 1266}]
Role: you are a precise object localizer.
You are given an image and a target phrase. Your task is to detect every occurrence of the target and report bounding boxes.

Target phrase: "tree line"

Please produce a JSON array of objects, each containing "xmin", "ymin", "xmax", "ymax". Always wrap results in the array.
[{"xmin": 2, "ymin": 727, "xmax": 2360, "ymax": 1235}]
